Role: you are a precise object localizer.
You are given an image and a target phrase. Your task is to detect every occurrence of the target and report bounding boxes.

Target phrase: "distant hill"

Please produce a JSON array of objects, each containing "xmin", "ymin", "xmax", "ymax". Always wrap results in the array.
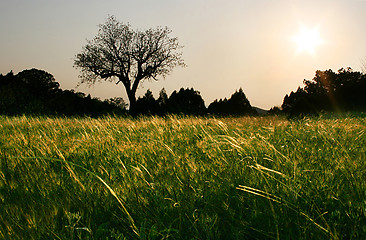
[{"xmin": 253, "ymin": 107, "xmax": 268, "ymax": 115}]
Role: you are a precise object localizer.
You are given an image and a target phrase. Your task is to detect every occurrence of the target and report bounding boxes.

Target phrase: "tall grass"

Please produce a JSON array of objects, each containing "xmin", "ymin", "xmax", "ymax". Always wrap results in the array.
[{"xmin": 0, "ymin": 115, "xmax": 365, "ymax": 239}]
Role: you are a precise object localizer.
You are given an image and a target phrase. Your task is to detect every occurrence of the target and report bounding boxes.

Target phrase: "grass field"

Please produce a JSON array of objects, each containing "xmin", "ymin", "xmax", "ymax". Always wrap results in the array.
[{"xmin": 0, "ymin": 115, "xmax": 365, "ymax": 239}]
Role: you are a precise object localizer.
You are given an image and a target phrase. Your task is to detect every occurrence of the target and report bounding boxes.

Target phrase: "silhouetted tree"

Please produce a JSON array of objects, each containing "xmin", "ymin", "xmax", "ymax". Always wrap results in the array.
[
  {"xmin": 0, "ymin": 71, "xmax": 27, "ymax": 114},
  {"xmin": 167, "ymin": 88, "xmax": 206, "ymax": 115},
  {"xmin": 157, "ymin": 88, "xmax": 168, "ymax": 115},
  {"xmin": 17, "ymin": 69, "xmax": 60, "ymax": 96},
  {"xmin": 74, "ymin": 16, "xmax": 185, "ymax": 113},
  {"xmin": 268, "ymin": 106, "xmax": 282, "ymax": 115},
  {"xmin": 0, "ymin": 69, "xmax": 126, "ymax": 116},
  {"xmin": 208, "ymin": 98, "xmax": 228, "ymax": 115},
  {"xmin": 208, "ymin": 88, "xmax": 255, "ymax": 115},
  {"xmin": 227, "ymin": 88, "xmax": 256, "ymax": 115},
  {"xmin": 135, "ymin": 89, "xmax": 159, "ymax": 115},
  {"xmin": 106, "ymin": 97, "xmax": 127, "ymax": 110},
  {"xmin": 282, "ymin": 68, "xmax": 366, "ymax": 115},
  {"xmin": 0, "ymin": 69, "xmax": 58, "ymax": 114}
]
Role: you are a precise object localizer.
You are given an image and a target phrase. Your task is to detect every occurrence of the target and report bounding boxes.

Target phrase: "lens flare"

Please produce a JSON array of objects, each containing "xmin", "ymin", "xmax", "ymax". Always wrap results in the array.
[{"xmin": 292, "ymin": 25, "xmax": 324, "ymax": 55}]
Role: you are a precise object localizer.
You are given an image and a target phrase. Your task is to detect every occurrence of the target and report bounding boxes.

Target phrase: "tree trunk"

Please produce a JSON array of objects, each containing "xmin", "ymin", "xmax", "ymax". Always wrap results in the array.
[{"xmin": 127, "ymin": 90, "xmax": 137, "ymax": 115}]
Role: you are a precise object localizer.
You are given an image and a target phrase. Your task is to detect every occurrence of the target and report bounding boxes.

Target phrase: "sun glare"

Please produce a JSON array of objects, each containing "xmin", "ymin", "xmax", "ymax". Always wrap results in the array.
[{"xmin": 292, "ymin": 25, "xmax": 324, "ymax": 55}]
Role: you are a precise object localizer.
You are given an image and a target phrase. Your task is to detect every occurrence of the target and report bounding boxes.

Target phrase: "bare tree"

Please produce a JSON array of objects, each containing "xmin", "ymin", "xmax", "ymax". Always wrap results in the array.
[{"xmin": 74, "ymin": 16, "xmax": 185, "ymax": 113}]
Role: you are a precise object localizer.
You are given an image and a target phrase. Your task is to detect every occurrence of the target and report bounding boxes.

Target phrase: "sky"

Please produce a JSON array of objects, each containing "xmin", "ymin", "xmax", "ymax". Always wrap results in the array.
[{"xmin": 1, "ymin": 0, "xmax": 366, "ymax": 109}]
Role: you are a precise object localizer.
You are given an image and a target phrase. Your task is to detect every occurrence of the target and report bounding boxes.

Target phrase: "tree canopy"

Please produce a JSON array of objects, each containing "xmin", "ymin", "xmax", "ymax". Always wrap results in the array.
[
  {"xmin": 282, "ymin": 68, "xmax": 366, "ymax": 116},
  {"xmin": 0, "ymin": 69, "xmax": 126, "ymax": 116},
  {"xmin": 6, "ymin": 66, "xmax": 366, "ymax": 117},
  {"xmin": 208, "ymin": 88, "xmax": 256, "ymax": 115},
  {"xmin": 0, "ymin": 68, "xmax": 259, "ymax": 117}
]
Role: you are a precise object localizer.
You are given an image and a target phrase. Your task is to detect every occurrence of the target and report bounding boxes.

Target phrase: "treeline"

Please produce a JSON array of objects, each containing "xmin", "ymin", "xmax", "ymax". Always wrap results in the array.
[
  {"xmin": 134, "ymin": 87, "xmax": 257, "ymax": 116},
  {"xmin": 0, "ymin": 69, "xmax": 256, "ymax": 117},
  {"xmin": 276, "ymin": 68, "xmax": 366, "ymax": 116},
  {"xmin": 0, "ymin": 69, "xmax": 126, "ymax": 117},
  {"xmin": 2, "ymin": 67, "xmax": 365, "ymax": 117}
]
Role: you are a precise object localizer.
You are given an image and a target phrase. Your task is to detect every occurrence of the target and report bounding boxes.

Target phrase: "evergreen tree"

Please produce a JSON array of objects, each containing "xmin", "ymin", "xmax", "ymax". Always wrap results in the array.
[
  {"xmin": 208, "ymin": 88, "xmax": 255, "ymax": 115},
  {"xmin": 167, "ymin": 88, "xmax": 206, "ymax": 115},
  {"xmin": 157, "ymin": 88, "xmax": 168, "ymax": 115},
  {"xmin": 135, "ymin": 89, "xmax": 159, "ymax": 115}
]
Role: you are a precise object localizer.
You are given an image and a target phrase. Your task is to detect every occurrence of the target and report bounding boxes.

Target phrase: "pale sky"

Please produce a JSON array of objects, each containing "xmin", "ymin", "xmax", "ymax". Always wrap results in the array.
[{"xmin": 1, "ymin": 0, "xmax": 366, "ymax": 109}]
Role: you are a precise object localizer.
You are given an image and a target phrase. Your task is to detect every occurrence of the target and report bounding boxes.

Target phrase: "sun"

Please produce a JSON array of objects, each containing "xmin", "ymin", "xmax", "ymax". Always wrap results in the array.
[{"xmin": 292, "ymin": 25, "xmax": 324, "ymax": 55}]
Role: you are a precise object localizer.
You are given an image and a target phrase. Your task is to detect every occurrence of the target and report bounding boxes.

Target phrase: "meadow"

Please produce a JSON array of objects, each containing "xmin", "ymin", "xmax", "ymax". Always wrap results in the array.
[{"xmin": 0, "ymin": 115, "xmax": 365, "ymax": 239}]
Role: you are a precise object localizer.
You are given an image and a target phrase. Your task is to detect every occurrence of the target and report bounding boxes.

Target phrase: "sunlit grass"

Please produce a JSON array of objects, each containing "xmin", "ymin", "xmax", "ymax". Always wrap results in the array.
[{"xmin": 0, "ymin": 115, "xmax": 365, "ymax": 239}]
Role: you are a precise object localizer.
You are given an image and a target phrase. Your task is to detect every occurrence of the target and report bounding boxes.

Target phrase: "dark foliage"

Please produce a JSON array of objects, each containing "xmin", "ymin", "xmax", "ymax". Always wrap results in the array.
[
  {"xmin": 1, "ymin": 69, "xmax": 259, "ymax": 117},
  {"xmin": 134, "ymin": 87, "xmax": 206, "ymax": 115},
  {"xmin": 135, "ymin": 89, "xmax": 160, "ymax": 115},
  {"xmin": 282, "ymin": 68, "xmax": 366, "ymax": 116},
  {"xmin": 268, "ymin": 106, "xmax": 282, "ymax": 115},
  {"xmin": 0, "ymin": 69, "xmax": 126, "ymax": 117},
  {"xmin": 167, "ymin": 88, "xmax": 206, "ymax": 115},
  {"xmin": 157, "ymin": 88, "xmax": 169, "ymax": 115},
  {"xmin": 208, "ymin": 88, "xmax": 256, "ymax": 116}
]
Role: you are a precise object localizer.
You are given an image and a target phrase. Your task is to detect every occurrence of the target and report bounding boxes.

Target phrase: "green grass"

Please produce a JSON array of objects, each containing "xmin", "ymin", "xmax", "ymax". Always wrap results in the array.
[{"xmin": 0, "ymin": 115, "xmax": 365, "ymax": 239}]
